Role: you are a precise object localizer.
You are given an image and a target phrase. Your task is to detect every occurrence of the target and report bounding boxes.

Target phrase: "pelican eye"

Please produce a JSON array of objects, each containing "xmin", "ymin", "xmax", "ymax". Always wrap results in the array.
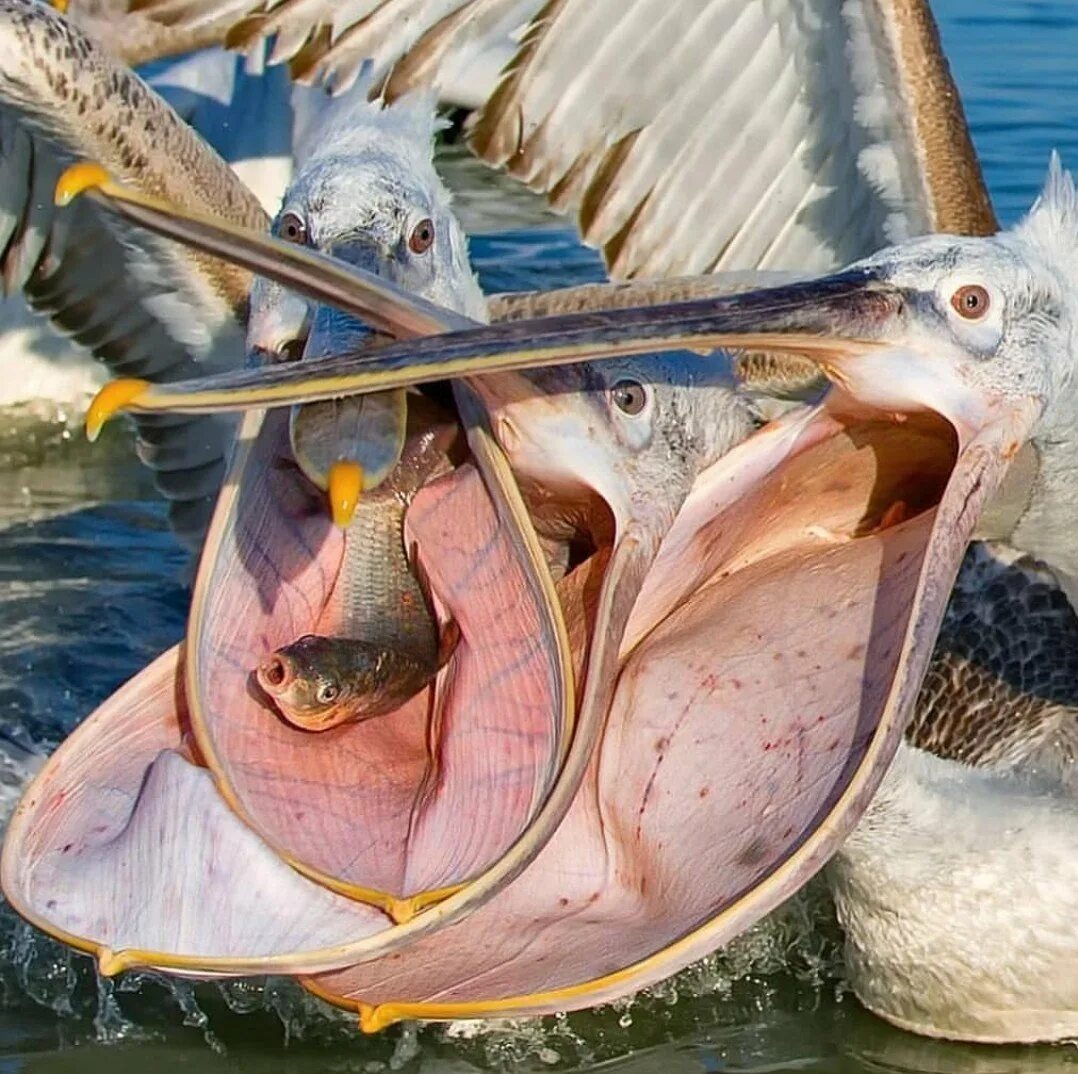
[
  {"xmin": 316, "ymin": 682, "xmax": 340, "ymax": 705},
  {"xmin": 278, "ymin": 210, "xmax": 308, "ymax": 245},
  {"xmin": 610, "ymin": 379, "xmax": 648, "ymax": 416},
  {"xmin": 408, "ymin": 218, "xmax": 435, "ymax": 254},
  {"xmin": 950, "ymin": 284, "xmax": 991, "ymax": 320}
]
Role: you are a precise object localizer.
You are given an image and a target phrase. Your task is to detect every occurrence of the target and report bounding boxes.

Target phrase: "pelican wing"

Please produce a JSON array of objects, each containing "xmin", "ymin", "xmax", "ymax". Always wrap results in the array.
[
  {"xmin": 125, "ymin": 0, "xmax": 995, "ymax": 280},
  {"xmin": 63, "ymin": 0, "xmax": 239, "ymax": 68},
  {"xmin": 471, "ymin": 0, "xmax": 996, "ymax": 278},
  {"xmin": 131, "ymin": 0, "xmax": 540, "ymax": 101},
  {"xmin": 0, "ymin": 0, "xmax": 267, "ymax": 544},
  {"xmin": 910, "ymin": 542, "xmax": 1078, "ymax": 780}
]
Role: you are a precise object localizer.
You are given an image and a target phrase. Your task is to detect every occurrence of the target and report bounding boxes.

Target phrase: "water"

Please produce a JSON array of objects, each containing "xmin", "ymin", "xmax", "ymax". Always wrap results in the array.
[{"xmin": 2, "ymin": 1, "xmax": 1078, "ymax": 1069}]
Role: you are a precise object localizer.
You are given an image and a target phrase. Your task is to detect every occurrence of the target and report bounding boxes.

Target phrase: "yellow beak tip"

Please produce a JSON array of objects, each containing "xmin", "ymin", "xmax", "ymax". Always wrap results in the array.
[
  {"xmin": 327, "ymin": 460, "xmax": 364, "ymax": 528},
  {"xmin": 85, "ymin": 378, "xmax": 151, "ymax": 442},
  {"xmin": 358, "ymin": 1003, "xmax": 399, "ymax": 1034},
  {"xmin": 55, "ymin": 162, "xmax": 112, "ymax": 208},
  {"xmin": 49, "ymin": 0, "xmax": 70, "ymax": 12},
  {"xmin": 96, "ymin": 946, "xmax": 132, "ymax": 977}
]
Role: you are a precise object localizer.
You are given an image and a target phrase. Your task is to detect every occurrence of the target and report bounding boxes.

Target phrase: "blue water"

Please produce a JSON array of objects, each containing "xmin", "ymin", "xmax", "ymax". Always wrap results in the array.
[
  {"xmin": 942, "ymin": 0, "xmax": 1078, "ymax": 225},
  {"xmin": 1, "ymin": 2, "xmax": 1077, "ymax": 1070}
]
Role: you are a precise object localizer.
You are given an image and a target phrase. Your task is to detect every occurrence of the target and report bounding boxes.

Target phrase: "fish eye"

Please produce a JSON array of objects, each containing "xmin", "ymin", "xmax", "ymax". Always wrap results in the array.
[
  {"xmin": 610, "ymin": 379, "xmax": 649, "ymax": 416},
  {"xmin": 408, "ymin": 218, "xmax": 435, "ymax": 254},
  {"xmin": 316, "ymin": 682, "xmax": 339, "ymax": 705},
  {"xmin": 278, "ymin": 210, "xmax": 308, "ymax": 246},
  {"xmin": 950, "ymin": 284, "xmax": 991, "ymax": 321}
]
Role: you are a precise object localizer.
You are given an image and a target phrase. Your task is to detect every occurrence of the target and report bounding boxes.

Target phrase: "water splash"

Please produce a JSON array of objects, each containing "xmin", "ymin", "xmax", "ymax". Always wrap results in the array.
[{"xmin": 0, "ymin": 875, "xmax": 840, "ymax": 1066}]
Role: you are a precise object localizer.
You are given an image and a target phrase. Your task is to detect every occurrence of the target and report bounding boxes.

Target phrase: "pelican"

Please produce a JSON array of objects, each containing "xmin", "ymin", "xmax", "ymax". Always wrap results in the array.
[
  {"xmin": 0, "ymin": 0, "xmax": 490, "ymax": 542},
  {"xmin": 4, "ymin": 0, "xmax": 1076, "ymax": 1049},
  {"xmin": 6, "ymin": 0, "xmax": 1005, "ymax": 529},
  {"xmin": 60, "ymin": 152, "xmax": 1078, "ymax": 1042},
  {"xmin": 0, "ymin": 0, "xmax": 268, "ymax": 542},
  {"xmin": 0, "ymin": 14, "xmax": 601, "ymax": 992},
  {"xmin": 0, "ymin": 49, "xmax": 281, "ymax": 414}
]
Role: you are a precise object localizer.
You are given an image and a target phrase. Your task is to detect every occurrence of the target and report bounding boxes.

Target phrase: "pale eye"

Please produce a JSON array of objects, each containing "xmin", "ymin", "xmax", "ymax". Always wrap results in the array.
[
  {"xmin": 610, "ymin": 379, "xmax": 648, "ymax": 415},
  {"xmin": 950, "ymin": 284, "xmax": 991, "ymax": 321},
  {"xmin": 316, "ymin": 682, "xmax": 340, "ymax": 705},
  {"xmin": 278, "ymin": 210, "xmax": 308, "ymax": 245},
  {"xmin": 408, "ymin": 218, "xmax": 435, "ymax": 254}
]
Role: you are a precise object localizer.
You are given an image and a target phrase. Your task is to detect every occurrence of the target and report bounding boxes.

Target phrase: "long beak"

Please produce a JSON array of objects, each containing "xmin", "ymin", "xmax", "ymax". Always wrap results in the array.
[
  {"xmin": 64, "ymin": 167, "xmax": 982, "ymax": 442},
  {"xmin": 84, "ymin": 269, "xmax": 896, "ymax": 438},
  {"xmin": 60, "ymin": 165, "xmax": 881, "ymax": 435}
]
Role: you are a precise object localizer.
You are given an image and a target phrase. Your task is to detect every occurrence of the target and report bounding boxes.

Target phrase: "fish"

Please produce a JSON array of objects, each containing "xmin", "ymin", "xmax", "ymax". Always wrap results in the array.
[
  {"xmin": 257, "ymin": 633, "xmax": 435, "ymax": 730},
  {"xmin": 257, "ymin": 396, "xmax": 459, "ymax": 731}
]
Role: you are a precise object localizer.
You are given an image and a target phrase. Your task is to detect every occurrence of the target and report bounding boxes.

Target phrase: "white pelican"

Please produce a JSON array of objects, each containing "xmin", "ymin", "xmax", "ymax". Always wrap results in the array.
[
  {"xmin": 78, "ymin": 152, "xmax": 1078, "ymax": 1042},
  {"xmin": 5, "ymin": 0, "xmax": 1077, "ymax": 1047}
]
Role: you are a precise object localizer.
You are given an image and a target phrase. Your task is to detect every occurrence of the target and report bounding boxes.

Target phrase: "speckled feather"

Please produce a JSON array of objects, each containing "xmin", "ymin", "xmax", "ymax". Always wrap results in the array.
[
  {"xmin": 910, "ymin": 542, "xmax": 1078, "ymax": 781},
  {"xmin": 0, "ymin": 0, "xmax": 267, "ymax": 543}
]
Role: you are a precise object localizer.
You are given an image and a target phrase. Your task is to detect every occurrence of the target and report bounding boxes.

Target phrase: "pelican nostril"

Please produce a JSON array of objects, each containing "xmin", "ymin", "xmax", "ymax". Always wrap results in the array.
[{"xmin": 260, "ymin": 656, "xmax": 288, "ymax": 689}]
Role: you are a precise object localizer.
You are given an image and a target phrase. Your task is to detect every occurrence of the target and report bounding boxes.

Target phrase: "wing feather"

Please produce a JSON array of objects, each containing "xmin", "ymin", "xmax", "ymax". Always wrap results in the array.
[
  {"xmin": 133, "ymin": 0, "xmax": 539, "ymax": 102},
  {"xmin": 910, "ymin": 543, "xmax": 1078, "ymax": 785},
  {"xmin": 123, "ymin": 0, "xmax": 993, "ymax": 277},
  {"xmin": 472, "ymin": 0, "xmax": 994, "ymax": 278},
  {"xmin": 0, "ymin": 0, "xmax": 267, "ymax": 545}
]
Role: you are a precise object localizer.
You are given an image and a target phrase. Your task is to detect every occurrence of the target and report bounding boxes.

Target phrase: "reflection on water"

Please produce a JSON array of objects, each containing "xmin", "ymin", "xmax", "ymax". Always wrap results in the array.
[{"xmin": 2, "ymin": 1, "xmax": 1078, "ymax": 1070}]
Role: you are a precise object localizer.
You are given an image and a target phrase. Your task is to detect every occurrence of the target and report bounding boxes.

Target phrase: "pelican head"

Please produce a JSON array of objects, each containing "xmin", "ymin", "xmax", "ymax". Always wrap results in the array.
[
  {"xmin": 755, "ymin": 194, "xmax": 1077, "ymax": 444},
  {"xmin": 246, "ymin": 87, "xmax": 486, "ymax": 363},
  {"xmin": 243, "ymin": 87, "xmax": 487, "ymax": 521},
  {"xmin": 476, "ymin": 353, "xmax": 753, "ymax": 540}
]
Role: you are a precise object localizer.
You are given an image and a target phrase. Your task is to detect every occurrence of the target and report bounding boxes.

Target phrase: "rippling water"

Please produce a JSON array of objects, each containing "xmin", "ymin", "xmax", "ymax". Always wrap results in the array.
[{"xmin": 2, "ymin": 2, "xmax": 1078, "ymax": 1070}]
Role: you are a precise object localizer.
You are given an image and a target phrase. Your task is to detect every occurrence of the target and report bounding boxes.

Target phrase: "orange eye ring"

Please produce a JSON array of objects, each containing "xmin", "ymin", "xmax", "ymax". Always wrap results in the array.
[
  {"xmin": 950, "ymin": 284, "xmax": 991, "ymax": 320},
  {"xmin": 408, "ymin": 218, "xmax": 435, "ymax": 254}
]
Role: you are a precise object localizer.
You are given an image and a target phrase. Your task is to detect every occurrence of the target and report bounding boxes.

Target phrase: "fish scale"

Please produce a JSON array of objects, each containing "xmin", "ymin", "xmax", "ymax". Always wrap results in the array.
[{"xmin": 332, "ymin": 418, "xmax": 452, "ymax": 671}]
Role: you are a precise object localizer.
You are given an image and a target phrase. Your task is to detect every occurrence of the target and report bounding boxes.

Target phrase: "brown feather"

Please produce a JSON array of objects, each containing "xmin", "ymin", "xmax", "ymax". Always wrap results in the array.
[{"xmin": 910, "ymin": 544, "xmax": 1078, "ymax": 779}]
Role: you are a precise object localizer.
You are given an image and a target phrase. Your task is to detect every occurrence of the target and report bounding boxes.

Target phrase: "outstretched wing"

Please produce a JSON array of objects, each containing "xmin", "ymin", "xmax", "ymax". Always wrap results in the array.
[
  {"xmin": 470, "ymin": 0, "xmax": 996, "ymax": 277},
  {"xmin": 123, "ymin": 0, "xmax": 995, "ymax": 280},
  {"xmin": 0, "ymin": 0, "xmax": 267, "ymax": 544},
  {"xmin": 128, "ymin": 0, "xmax": 539, "ymax": 105}
]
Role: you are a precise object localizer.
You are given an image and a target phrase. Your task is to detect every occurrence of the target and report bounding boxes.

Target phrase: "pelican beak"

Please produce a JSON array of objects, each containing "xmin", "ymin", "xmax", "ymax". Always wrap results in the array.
[
  {"xmin": 471, "ymin": 367, "xmax": 672, "ymax": 855},
  {"xmin": 10, "ymin": 168, "xmax": 601, "ymax": 979},
  {"xmin": 1, "ymin": 393, "xmax": 588, "ymax": 977},
  {"xmin": 80, "ymin": 254, "xmax": 1019, "ymax": 456},
  {"xmin": 286, "ymin": 307, "xmax": 409, "ymax": 529},
  {"xmin": 288, "ymin": 386, "xmax": 1039, "ymax": 1031},
  {"xmin": 216, "ymin": 277, "xmax": 1039, "ymax": 1028}
]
